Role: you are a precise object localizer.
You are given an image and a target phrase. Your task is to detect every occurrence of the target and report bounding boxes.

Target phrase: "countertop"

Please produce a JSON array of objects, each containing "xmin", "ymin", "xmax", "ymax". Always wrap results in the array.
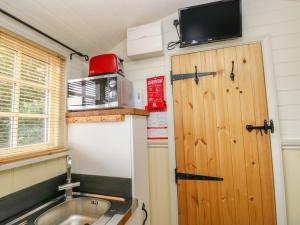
[{"xmin": 66, "ymin": 108, "xmax": 149, "ymax": 123}]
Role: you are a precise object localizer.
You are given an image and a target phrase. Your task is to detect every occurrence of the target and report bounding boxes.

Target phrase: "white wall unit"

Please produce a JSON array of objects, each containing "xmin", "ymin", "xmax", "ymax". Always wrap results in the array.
[
  {"xmin": 68, "ymin": 118, "xmax": 132, "ymax": 178},
  {"xmin": 127, "ymin": 21, "xmax": 163, "ymax": 59},
  {"xmin": 68, "ymin": 115, "xmax": 150, "ymax": 225}
]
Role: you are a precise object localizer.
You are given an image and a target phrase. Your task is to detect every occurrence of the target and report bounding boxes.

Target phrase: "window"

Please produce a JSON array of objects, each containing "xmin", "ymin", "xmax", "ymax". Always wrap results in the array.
[{"xmin": 0, "ymin": 29, "xmax": 66, "ymax": 163}]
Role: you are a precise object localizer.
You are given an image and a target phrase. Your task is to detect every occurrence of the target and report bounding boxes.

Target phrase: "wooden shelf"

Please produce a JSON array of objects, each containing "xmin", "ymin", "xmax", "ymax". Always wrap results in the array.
[{"xmin": 66, "ymin": 108, "xmax": 149, "ymax": 123}]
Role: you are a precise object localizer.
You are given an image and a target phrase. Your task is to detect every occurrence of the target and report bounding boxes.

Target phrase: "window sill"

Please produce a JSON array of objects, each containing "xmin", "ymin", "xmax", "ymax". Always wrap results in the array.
[{"xmin": 0, "ymin": 148, "xmax": 70, "ymax": 172}]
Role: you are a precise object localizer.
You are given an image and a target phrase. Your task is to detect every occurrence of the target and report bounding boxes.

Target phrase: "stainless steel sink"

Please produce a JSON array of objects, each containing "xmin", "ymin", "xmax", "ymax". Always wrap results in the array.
[
  {"xmin": 35, "ymin": 197, "xmax": 111, "ymax": 225},
  {"xmin": 5, "ymin": 192, "xmax": 136, "ymax": 225}
]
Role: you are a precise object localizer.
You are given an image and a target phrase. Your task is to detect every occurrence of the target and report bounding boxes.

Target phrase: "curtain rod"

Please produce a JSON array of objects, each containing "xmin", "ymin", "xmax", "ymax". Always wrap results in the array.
[{"xmin": 0, "ymin": 8, "xmax": 89, "ymax": 61}]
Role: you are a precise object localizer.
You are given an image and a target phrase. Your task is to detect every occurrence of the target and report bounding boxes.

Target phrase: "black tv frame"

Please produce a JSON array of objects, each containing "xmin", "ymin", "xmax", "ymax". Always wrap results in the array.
[{"xmin": 178, "ymin": 0, "xmax": 242, "ymax": 48}]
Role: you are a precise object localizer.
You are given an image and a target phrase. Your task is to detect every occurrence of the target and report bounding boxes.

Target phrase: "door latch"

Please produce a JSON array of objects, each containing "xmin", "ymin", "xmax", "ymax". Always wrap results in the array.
[{"xmin": 246, "ymin": 120, "xmax": 274, "ymax": 134}]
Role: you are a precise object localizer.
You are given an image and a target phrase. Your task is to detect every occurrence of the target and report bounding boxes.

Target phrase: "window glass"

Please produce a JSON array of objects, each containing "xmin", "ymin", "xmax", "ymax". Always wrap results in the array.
[{"xmin": 0, "ymin": 30, "xmax": 65, "ymax": 161}]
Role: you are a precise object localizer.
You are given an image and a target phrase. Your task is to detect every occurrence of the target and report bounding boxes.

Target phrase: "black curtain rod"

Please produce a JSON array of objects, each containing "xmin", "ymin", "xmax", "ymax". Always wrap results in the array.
[{"xmin": 0, "ymin": 8, "xmax": 89, "ymax": 61}]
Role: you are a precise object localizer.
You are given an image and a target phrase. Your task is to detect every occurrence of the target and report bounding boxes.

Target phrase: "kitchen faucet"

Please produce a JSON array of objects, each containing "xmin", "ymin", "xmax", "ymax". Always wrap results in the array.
[{"xmin": 58, "ymin": 155, "xmax": 80, "ymax": 200}]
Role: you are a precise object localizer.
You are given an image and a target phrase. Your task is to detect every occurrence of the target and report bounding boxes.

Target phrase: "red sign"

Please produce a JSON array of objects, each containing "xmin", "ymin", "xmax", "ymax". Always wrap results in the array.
[{"xmin": 145, "ymin": 76, "xmax": 166, "ymax": 111}]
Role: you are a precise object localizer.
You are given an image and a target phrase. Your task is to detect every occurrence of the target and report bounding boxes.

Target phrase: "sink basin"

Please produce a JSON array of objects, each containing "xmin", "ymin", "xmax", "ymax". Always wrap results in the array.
[{"xmin": 35, "ymin": 197, "xmax": 111, "ymax": 225}]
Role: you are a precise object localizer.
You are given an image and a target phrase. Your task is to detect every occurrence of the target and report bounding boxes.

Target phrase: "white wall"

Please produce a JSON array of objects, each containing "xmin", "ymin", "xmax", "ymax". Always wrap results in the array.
[
  {"xmin": 107, "ymin": 1, "xmax": 300, "ymax": 225},
  {"xmin": 148, "ymin": 146, "xmax": 171, "ymax": 225},
  {"xmin": 283, "ymin": 147, "xmax": 300, "ymax": 225},
  {"xmin": 67, "ymin": 56, "xmax": 89, "ymax": 80},
  {"xmin": 0, "ymin": 12, "xmax": 89, "ymax": 82},
  {"xmin": 111, "ymin": 0, "xmax": 300, "ymax": 144},
  {"xmin": 0, "ymin": 157, "xmax": 66, "ymax": 198},
  {"xmin": 68, "ymin": 117, "xmax": 133, "ymax": 178}
]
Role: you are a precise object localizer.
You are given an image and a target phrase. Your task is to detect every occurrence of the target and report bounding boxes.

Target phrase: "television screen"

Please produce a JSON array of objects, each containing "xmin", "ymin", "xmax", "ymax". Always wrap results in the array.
[{"xmin": 179, "ymin": 0, "xmax": 242, "ymax": 47}]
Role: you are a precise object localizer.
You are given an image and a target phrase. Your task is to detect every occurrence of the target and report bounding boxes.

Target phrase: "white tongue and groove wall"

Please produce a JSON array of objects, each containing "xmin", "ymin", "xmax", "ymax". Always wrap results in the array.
[{"xmin": 106, "ymin": 1, "xmax": 300, "ymax": 225}]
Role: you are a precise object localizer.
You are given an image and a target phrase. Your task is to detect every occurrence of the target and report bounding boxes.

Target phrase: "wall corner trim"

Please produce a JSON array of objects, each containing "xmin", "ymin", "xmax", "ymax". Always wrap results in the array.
[{"xmin": 0, "ymin": 150, "xmax": 70, "ymax": 172}]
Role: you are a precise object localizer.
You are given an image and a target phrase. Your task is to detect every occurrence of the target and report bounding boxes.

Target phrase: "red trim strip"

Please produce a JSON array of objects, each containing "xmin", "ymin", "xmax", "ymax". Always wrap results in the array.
[{"xmin": 147, "ymin": 137, "xmax": 168, "ymax": 140}]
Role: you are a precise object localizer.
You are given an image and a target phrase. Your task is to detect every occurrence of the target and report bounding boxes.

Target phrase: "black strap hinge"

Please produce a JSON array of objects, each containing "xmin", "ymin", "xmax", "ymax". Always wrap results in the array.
[
  {"xmin": 171, "ymin": 71, "xmax": 216, "ymax": 83},
  {"xmin": 175, "ymin": 168, "xmax": 223, "ymax": 183}
]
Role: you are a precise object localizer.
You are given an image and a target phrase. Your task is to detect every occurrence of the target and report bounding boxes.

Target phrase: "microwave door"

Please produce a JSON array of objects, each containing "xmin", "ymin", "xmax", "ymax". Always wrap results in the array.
[
  {"xmin": 68, "ymin": 81, "xmax": 84, "ymax": 107},
  {"xmin": 95, "ymin": 78, "xmax": 108, "ymax": 106},
  {"xmin": 84, "ymin": 80, "xmax": 96, "ymax": 106},
  {"xmin": 96, "ymin": 80, "xmax": 100, "ymax": 104}
]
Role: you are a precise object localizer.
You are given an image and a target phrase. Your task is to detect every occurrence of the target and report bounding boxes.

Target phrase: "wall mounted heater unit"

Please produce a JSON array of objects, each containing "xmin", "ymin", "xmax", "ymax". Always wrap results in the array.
[{"xmin": 127, "ymin": 21, "xmax": 164, "ymax": 59}]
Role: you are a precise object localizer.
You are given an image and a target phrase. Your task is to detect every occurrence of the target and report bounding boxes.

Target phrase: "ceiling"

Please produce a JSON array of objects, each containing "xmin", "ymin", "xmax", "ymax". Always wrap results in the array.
[{"xmin": 0, "ymin": 0, "xmax": 208, "ymax": 56}]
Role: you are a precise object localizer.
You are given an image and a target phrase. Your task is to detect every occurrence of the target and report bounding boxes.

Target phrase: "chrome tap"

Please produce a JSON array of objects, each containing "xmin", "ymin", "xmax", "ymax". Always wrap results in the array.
[
  {"xmin": 58, "ymin": 155, "xmax": 80, "ymax": 200},
  {"xmin": 66, "ymin": 155, "xmax": 72, "ymax": 183}
]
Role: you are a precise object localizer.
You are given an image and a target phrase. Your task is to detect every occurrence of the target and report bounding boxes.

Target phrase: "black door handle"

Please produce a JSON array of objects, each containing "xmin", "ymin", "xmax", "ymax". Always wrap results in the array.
[
  {"xmin": 246, "ymin": 120, "xmax": 274, "ymax": 134},
  {"xmin": 142, "ymin": 203, "xmax": 148, "ymax": 225},
  {"xmin": 230, "ymin": 61, "xmax": 235, "ymax": 81}
]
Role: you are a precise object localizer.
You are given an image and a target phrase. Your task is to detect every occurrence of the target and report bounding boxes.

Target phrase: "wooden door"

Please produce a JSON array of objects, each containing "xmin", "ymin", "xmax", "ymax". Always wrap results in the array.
[{"xmin": 171, "ymin": 43, "xmax": 276, "ymax": 225}]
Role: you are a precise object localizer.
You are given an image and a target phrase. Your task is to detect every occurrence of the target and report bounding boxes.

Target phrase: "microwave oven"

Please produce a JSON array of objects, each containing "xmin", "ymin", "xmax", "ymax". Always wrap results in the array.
[{"xmin": 67, "ymin": 74, "xmax": 133, "ymax": 111}]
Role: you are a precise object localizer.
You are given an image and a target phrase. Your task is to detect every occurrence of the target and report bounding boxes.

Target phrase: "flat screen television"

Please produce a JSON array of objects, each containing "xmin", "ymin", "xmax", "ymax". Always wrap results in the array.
[{"xmin": 179, "ymin": 0, "xmax": 242, "ymax": 48}]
